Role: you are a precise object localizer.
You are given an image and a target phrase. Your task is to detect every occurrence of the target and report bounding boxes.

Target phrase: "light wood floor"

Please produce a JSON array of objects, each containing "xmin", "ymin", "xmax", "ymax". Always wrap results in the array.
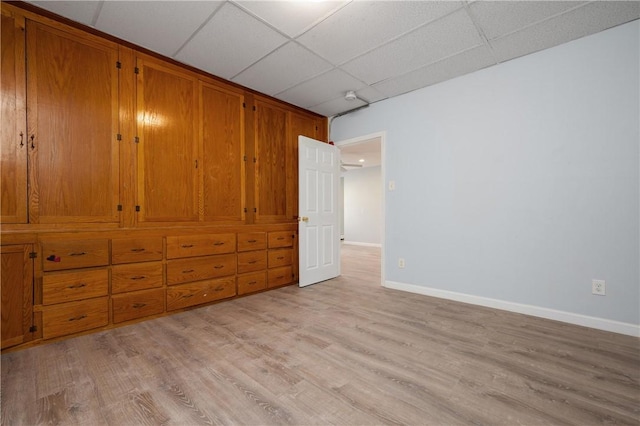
[{"xmin": 2, "ymin": 244, "xmax": 639, "ymax": 425}]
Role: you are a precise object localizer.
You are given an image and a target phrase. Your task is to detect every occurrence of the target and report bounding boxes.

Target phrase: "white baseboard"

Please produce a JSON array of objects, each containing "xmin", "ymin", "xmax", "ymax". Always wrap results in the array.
[
  {"xmin": 342, "ymin": 241, "xmax": 381, "ymax": 248},
  {"xmin": 384, "ymin": 280, "xmax": 640, "ymax": 337}
]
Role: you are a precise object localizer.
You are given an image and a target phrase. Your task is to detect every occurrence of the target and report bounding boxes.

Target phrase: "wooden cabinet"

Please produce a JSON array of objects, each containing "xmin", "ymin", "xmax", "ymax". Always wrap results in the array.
[
  {"xmin": 267, "ymin": 231, "xmax": 295, "ymax": 288},
  {"xmin": 1, "ymin": 9, "xmax": 27, "ymax": 224},
  {"xmin": 26, "ymin": 20, "xmax": 120, "ymax": 224},
  {"xmin": 42, "ymin": 297, "xmax": 109, "ymax": 340},
  {"xmin": 112, "ymin": 288, "xmax": 164, "ymax": 324},
  {"xmin": 136, "ymin": 54, "xmax": 199, "ymax": 223},
  {"xmin": 200, "ymin": 81, "xmax": 246, "ymax": 222},
  {"xmin": 1, "ymin": 244, "xmax": 34, "ymax": 349}
]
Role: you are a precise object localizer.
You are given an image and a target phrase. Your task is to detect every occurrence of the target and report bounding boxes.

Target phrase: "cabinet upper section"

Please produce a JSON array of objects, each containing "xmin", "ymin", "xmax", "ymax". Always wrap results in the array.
[{"xmin": 0, "ymin": 3, "xmax": 327, "ymax": 230}]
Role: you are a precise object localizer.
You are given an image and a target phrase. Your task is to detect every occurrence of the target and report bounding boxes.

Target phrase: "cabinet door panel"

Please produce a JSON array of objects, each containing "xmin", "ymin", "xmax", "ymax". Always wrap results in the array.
[
  {"xmin": 201, "ymin": 82, "xmax": 245, "ymax": 222},
  {"xmin": 254, "ymin": 98, "xmax": 289, "ymax": 223},
  {"xmin": 26, "ymin": 21, "xmax": 119, "ymax": 224},
  {"xmin": 1, "ymin": 244, "xmax": 33, "ymax": 349},
  {"xmin": 1, "ymin": 11, "xmax": 27, "ymax": 224},
  {"xmin": 137, "ymin": 56, "xmax": 198, "ymax": 223}
]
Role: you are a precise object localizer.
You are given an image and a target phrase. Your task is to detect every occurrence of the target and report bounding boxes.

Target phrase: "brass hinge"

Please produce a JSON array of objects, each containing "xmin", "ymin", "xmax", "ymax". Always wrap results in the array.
[
  {"xmin": 29, "ymin": 325, "xmax": 37, "ymax": 333},
  {"xmin": 134, "ymin": 67, "xmax": 140, "ymax": 74},
  {"xmin": 117, "ymin": 133, "xmax": 122, "ymax": 141},
  {"xmin": 243, "ymin": 155, "xmax": 247, "ymax": 161},
  {"xmin": 116, "ymin": 61, "xmax": 121, "ymax": 69},
  {"xmin": 117, "ymin": 204, "xmax": 123, "ymax": 211},
  {"xmin": 134, "ymin": 136, "xmax": 140, "ymax": 143},
  {"xmin": 29, "ymin": 252, "xmax": 37, "ymax": 259},
  {"xmin": 135, "ymin": 206, "xmax": 140, "ymax": 212}
]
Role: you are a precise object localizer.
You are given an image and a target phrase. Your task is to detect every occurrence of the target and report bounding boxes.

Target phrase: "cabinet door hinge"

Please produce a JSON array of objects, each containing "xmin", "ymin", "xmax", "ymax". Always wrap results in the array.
[
  {"xmin": 116, "ymin": 61, "xmax": 122, "ymax": 69},
  {"xmin": 117, "ymin": 204, "xmax": 123, "ymax": 211},
  {"xmin": 135, "ymin": 205, "xmax": 141, "ymax": 212},
  {"xmin": 242, "ymin": 102, "xmax": 246, "ymax": 108},
  {"xmin": 243, "ymin": 155, "xmax": 247, "ymax": 162},
  {"xmin": 253, "ymin": 157, "xmax": 257, "ymax": 163},
  {"xmin": 134, "ymin": 67, "xmax": 140, "ymax": 74},
  {"xmin": 244, "ymin": 207, "xmax": 247, "ymax": 213},
  {"xmin": 252, "ymin": 106, "xmax": 256, "ymax": 111},
  {"xmin": 253, "ymin": 208, "xmax": 257, "ymax": 213},
  {"xmin": 117, "ymin": 133, "xmax": 122, "ymax": 141},
  {"xmin": 29, "ymin": 325, "xmax": 37, "ymax": 333},
  {"xmin": 134, "ymin": 136, "xmax": 140, "ymax": 143},
  {"xmin": 29, "ymin": 252, "xmax": 37, "ymax": 259}
]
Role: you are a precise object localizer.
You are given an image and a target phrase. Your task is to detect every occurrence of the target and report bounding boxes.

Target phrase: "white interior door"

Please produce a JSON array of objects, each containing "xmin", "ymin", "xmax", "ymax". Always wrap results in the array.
[{"xmin": 298, "ymin": 136, "xmax": 340, "ymax": 287}]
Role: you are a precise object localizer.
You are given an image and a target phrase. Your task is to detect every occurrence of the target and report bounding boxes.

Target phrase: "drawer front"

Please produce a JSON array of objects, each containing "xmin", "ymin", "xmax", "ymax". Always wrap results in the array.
[
  {"xmin": 268, "ymin": 248, "xmax": 293, "ymax": 268},
  {"xmin": 42, "ymin": 269, "xmax": 109, "ymax": 305},
  {"xmin": 166, "ymin": 254, "xmax": 236, "ymax": 285},
  {"xmin": 166, "ymin": 277, "xmax": 236, "ymax": 311},
  {"xmin": 237, "ymin": 232, "xmax": 267, "ymax": 252},
  {"xmin": 268, "ymin": 231, "xmax": 293, "ymax": 248},
  {"xmin": 237, "ymin": 250, "xmax": 267, "ymax": 274},
  {"xmin": 112, "ymin": 288, "xmax": 164, "ymax": 324},
  {"xmin": 237, "ymin": 272, "xmax": 267, "ymax": 296},
  {"xmin": 42, "ymin": 297, "xmax": 109, "ymax": 339},
  {"xmin": 166, "ymin": 234, "xmax": 236, "ymax": 259},
  {"xmin": 268, "ymin": 266, "xmax": 293, "ymax": 288},
  {"xmin": 42, "ymin": 239, "xmax": 109, "ymax": 271},
  {"xmin": 112, "ymin": 262, "xmax": 163, "ymax": 294},
  {"xmin": 112, "ymin": 237, "xmax": 163, "ymax": 264}
]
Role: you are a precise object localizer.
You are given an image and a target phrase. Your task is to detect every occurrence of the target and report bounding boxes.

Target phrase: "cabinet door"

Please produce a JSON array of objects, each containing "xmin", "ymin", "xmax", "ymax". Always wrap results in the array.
[
  {"xmin": 137, "ymin": 56, "xmax": 198, "ymax": 223},
  {"xmin": 1, "ymin": 244, "xmax": 34, "ymax": 349},
  {"xmin": 289, "ymin": 112, "xmax": 323, "ymax": 219},
  {"xmin": 26, "ymin": 21, "xmax": 120, "ymax": 224},
  {"xmin": 254, "ymin": 97, "xmax": 290, "ymax": 223},
  {"xmin": 1, "ymin": 10, "xmax": 27, "ymax": 224},
  {"xmin": 200, "ymin": 81, "xmax": 245, "ymax": 222}
]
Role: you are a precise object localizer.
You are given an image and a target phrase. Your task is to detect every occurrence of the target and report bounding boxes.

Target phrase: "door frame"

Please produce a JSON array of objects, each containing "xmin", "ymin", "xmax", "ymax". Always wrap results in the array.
[{"xmin": 334, "ymin": 131, "xmax": 386, "ymax": 287}]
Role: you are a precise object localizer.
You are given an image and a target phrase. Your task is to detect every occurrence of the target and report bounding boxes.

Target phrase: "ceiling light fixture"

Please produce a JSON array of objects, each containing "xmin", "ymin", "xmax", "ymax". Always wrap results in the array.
[{"xmin": 345, "ymin": 90, "xmax": 357, "ymax": 101}]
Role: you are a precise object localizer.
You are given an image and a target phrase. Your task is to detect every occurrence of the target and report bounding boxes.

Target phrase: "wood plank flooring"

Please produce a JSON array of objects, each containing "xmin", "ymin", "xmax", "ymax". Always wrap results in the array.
[{"xmin": 2, "ymin": 244, "xmax": 639, "ymax": 425}]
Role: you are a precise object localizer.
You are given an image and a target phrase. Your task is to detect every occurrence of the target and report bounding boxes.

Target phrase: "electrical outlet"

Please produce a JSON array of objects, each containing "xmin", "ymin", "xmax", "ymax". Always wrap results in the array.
[
  {"xmin": 592, "ymin": 279, "xmax": 606, "ymax": 296},
  {"xmin": 398, "ymin": 258, "xmax": 405, "ymax": 268}
]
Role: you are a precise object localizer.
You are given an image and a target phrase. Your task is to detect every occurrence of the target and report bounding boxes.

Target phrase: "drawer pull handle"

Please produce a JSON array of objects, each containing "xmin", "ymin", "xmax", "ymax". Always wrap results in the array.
[
  {"xmin": 68, "ymin": 283, "xmax": 87, "ymax": 289},
  {"xmin": 277, "ymin": 256, "xmax": 285, "ymax": 260},
  {"xmin": 277, "ymin": 237, "xmax": 285, "ymax": 240},
  {"xmin": 248, "ymin": 260, "xmax": 257, "ymax": 264},
  {"xmin": 184, "ymin": 294, "xmax": 194, "ymax": 298},
  {"xmin": 214, "ymin": 286, "xmax": 225, "ymax": 292},
  {"xmin": 277, "ymin": 275, "xmax": 284, "ymax": 279},
  {"xmin": 248, "ymin": 281, "xmax": 257, "ymax": 285},
  {"xmin": 213, "ymin": 242, "xmax": 225, "ymax": 246},
  {"xmin": 132, "ymin": 303, "xmax": 146, "ymax": 309},
  {"xmin": 130, "ymin": 248, "xmax": 145, "ymax": 252},
  {"xmin": 214, "ymin": 265, "xmax": 224, "ymax": 269},
  {"xmin": 247, "ymin": 239, "xmax": 257, "ymax": 243},
  {"xmin": 69, "ymin": 251, "xmax": 87, "ymax": 256},
  {"xmin": 182, "ymin": 269, "xmax": 195, "ymax": 274},
  {"xmin": 181, "ymin": 244, "xmax": 194, "ymax": 248},
  {"xmin": 130, "ymin": 276, "xmax": 146, "ymax": 280},
  {"xmin": 68, "ymin": 314, "xmax": 87, "ymax": 322}
]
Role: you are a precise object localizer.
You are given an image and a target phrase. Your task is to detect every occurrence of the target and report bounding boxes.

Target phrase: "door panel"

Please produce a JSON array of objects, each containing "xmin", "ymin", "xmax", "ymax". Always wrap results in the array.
[{"xmin": 298, "ymin": 136, "xmax": 340, "ymax": 287}]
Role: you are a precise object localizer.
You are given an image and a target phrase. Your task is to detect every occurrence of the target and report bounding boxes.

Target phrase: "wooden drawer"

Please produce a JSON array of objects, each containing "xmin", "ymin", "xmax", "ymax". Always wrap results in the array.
[
  {"xmin": 268, "ymin": 231, "xmax": 293, "ymax": 248},
  {"xmin": 268, "ymin": 266, "xmax": 293, "ymax": 288},
  {"xmin": 42, "ymin": 269, "xmax": 109, "ymax": 305},
  {"xmin": 268, "ymin": 248, "xmax": 293, "ymax": 268},
  {"xmin": 237, "ymin": 272, "xmax": 267, "ymax": 296},
  {"xmin": 42, "ymin": 239, "xmax": 109, "ymax": 271},
  {"xmin": 111, "ymin": 237, "xmax": 163, "ymax": 264},
  {"xmin": 166, "ymin": 277, "xmax": 236, "ymax": 311},
  {"xmin": 166, "ymin": 234, "xmax": 236, "ymax": 259},
  {"xmin": 237, "ymin": 232, "xmax": 267, "ymax": 252},
  {"xmin": 42, "ymin": 297, "xmax": 109, "ymax": 339},
  {"xmin": 237, "ymin": 250, "xmax": 267, "ymax": 274},
  {"xmin": 112, "ymin": 288, "xmax": 164, "ymax": 324},
  {"xmin": 112, "ymin": 262, "xmax": 163, "ymax": 294},
  {"xmin": 166, "ymin": 254, "xmax": 236, "ymax": 285}
]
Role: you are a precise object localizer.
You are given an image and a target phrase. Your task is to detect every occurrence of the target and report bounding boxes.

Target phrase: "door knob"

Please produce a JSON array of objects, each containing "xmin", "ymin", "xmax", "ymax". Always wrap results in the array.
[{"xmin": 299, "ymin": 216, "xmax": 309, "ymax": 222}]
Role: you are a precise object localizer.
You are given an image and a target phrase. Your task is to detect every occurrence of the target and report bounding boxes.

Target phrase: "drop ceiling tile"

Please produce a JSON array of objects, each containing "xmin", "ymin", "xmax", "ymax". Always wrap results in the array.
[
  {"xmin": 309, "ymin": 97, "xmax": 367, "ymax": 117},
  {"xmin": 232, "ymin": 42, "xmax": 332, "ymax": 96},
  {"xmin": 28, "ymin": 1, "xmax": 101, "ymax": 26},
  {"xmin": 491, "ymin": 1, "xmax": 640, "ymax": 64},
  {"xmin": 297, "ymin": 1, "xmax": 464, "ymax": 65},
  {"xmin": 373, "ymin": 45, "xmax": 496, "ymax": 98},
  {"xmin": 354, "ymin": 86, "xmax": 388, "ymax": 104},
  {"xmin": 277, "ymin": 69, "xmax": 367, "ymax": 109},
  {"xmin": 342, "ymin": 8, "xmax": 484, "ymax": 84},
  {"xmin": 175, "ymin": 3, "xmax": 288, "ymax": 80},
  {"xmin": 469, "ymin": 1, "xmax": 588, "ymax": 40},
  {"xmin": 233, "ymin": 1, "xmax": 348, "ymax": 38},
  {"xmin": 95, "ymin": 1, "xmax": 222, "ymax": 57}
]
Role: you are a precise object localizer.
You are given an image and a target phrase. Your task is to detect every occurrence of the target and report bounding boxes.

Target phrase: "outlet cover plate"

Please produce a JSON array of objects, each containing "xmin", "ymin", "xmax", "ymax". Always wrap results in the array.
[{"xmin": 592, "ymin": 279, "xmax": 606, "ymax": 296}]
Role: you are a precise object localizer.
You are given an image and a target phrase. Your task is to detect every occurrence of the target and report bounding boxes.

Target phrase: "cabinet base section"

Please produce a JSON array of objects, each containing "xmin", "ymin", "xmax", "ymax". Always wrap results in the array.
[
  {"xmin": 237, "ymin": 271, "xmax": 267, "ymax": 295},
  {"xmin": 268, "ymin": 266, "xmax": 294, "ymax": 288},
  {"xmin": 42, "ymin": 297, "xmax": 109, "ymax": 340},
  {"xmin": 112, "ymin": 288, "xmax": 165, "ymax": 324},
  {"xmin": 166, "ymin": 277, "xmax": 236, "ymax": 311}
]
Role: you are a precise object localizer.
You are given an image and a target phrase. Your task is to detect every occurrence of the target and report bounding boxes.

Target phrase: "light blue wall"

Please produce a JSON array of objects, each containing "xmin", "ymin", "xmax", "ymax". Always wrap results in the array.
[
  {"xmin": 342, "ymin": 166, "xmax": 382, "ymax": 245},
  {"xmin": 331, "ymin": 21, "xmax": 640, "ymax": 326}
]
